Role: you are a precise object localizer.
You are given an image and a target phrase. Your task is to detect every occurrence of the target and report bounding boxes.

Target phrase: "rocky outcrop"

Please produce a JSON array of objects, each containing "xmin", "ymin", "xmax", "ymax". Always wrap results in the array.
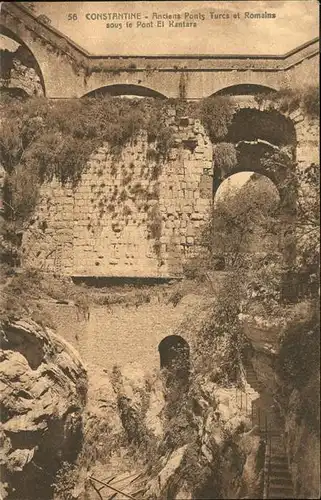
[
  {"xmin": 141, "ymin": 373, "xmax": 264, "ymax": 499},
  {"xmin": 282, "ymin": 383, "xmax": 320, "ymax": 499},
  {"xmin": 67, "ymin": 362, "xmax": 166, "ymax": 499},
  {"xmin": 111, "ymin": 362, "xmax": 166, "ymax": 445},
  {"xmin": 0, "ymin": 319, "xmax": 87, "ymax": 500}
]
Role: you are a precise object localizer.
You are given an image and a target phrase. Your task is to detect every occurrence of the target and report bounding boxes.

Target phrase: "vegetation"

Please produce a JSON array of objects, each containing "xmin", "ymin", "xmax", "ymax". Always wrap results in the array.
[
  {"xmin": 255, "ymin": 86, "xmax": 320, "ymax": 119},
  {"xmin": 0, "ymin": 95, "xmax": 175, "ymax": 217},
  {"xmin": 276, "ymin": 312, "xmax": 320, "ymax": 432},
  {"xmin": 0, "ymin": 95, "xmax": 178, "ymax": 264},
  {"xmin": 213, "ymin": 142, "xmax": 238, "ymax": 174},
  {"xmin": 197, "ymin": 95, "xmax": 235, "ymax": 142},
  {"xmin": 206, "ymin": 175, "xmax": 280, "ymax": 267}
]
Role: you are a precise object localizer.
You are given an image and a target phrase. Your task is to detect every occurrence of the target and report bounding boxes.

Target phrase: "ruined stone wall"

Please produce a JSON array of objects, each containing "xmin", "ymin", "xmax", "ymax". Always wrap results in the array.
[
  {"xmin": 22, "ymin": 115, "xmax": 212, "ymax": 277},
  {"xmin": 0, "ymin": 48, "xmax": 44, "ymax": 97},
  {"xmin": 20, "ymin": 101, "xmax": 319, "ymax": 278}
]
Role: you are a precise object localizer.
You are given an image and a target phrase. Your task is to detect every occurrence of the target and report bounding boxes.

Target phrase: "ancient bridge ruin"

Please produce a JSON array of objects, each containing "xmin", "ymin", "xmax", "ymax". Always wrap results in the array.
[
  {"xmin": 0, "ymin": 2, "xmax": 319, "ymax": 100},
  {"xmin": 1, "ymin": 3, "xmax": 319, "ymax": 279}
]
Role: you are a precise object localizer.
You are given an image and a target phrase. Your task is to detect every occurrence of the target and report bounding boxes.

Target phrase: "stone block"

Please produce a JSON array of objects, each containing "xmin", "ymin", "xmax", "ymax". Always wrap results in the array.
[
  {"xmin": 190, "ymin": 212, "xmax": 204, "ymax": 221},
  {"xmin": 186, "ymin": 225, "xmax": 195, "ymax": 237},
  {"xmin": 167, "ymin": 206, "xmax": 175, "ymax": 215},
  {"xmin": 183, "ymin": 205, "xmax": 193, "ymax": 214}
]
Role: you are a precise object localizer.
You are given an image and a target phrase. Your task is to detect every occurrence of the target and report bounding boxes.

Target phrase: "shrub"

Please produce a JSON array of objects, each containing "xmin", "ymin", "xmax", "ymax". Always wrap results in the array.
[
  {"xmin": 255, "ymin": 86, "xmax": 319, "ymax": 119},
  {"xmin": 198, "ymin": 96, "xmax": 235, "ymax": 142},
  {"xmin": 213, "ymin": 142, "xmax": 237, "ymax": 174}
]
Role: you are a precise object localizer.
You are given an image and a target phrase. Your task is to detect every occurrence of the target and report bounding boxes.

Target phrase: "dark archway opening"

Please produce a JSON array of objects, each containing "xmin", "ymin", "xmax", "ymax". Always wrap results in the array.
[
  {"xmin": 225, "ymin": 108, "xmax": 297, "ymax": 147},
  {"xmin": 158, "ymin": 335, "xmax": 190, "ymax": 387},
  {"xmin": 212, "ymin": 108, "xmax": 297, "ymax": 240},
  {"xmin": 159, "ymin": 335, "xmax": 190, "ymax": 369},
  {"xmin": 0, "ymin": 87, "xmax": 29, "ymax": 99},
  {"xmin": 83, "ymin": 84, "xmax": 167, "ymax": 99}
]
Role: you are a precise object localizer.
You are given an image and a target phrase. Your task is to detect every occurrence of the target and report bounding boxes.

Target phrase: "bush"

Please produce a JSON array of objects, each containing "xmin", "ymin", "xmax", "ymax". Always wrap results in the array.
[
  {"xmin": 213, "ymin": 142, "xmax": 238, "ymax": 174},
  {"xmin": 198, "ymin": 96, "xmax": 235, "ymax": 142},
  {"xmin": 255, "ymin": 86, "xmax": 319, "ymax": 119},
  {"xmin": 0, "ymin": 96, "xmax": 176, "ymax": 193}
]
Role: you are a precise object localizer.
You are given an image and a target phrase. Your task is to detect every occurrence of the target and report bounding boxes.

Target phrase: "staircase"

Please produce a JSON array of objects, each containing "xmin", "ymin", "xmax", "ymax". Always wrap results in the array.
[{"xmin": 243, "ymin": 363, "xmax": 295, "ymax": 500}]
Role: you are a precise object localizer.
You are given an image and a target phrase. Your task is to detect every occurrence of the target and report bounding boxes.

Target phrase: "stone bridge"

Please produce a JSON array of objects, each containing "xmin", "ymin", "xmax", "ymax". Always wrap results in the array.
[
  {"xmin": 1, "ymin": 2, "xmax": 319, "ymax": 99},
  {"xmin": 1, "ymin": 2, "xmax": 319, "ymax": 279}
]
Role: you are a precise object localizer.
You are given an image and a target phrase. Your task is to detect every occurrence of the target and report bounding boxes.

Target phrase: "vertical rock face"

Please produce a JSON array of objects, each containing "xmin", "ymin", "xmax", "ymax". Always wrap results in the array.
[{"xmin": 0, "ymin": 320, "xmax": 87, "ymax": 500}]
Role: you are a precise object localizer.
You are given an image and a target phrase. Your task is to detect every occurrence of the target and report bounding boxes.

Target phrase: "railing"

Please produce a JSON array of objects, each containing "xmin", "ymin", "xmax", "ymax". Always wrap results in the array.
[
  {"xmin": 235, "ymin": 386, "xmax": 252, "ymax": 418},
  {"xmin": 262, "ymin": 424, "xmax": 272, "ymax": 499},
  {"xmin": 235, "ymin": 349, "xmax": 254, "ymax": 419},
  {"xmin": 89, "ymin": 475, "xmax": 136, "ymax": 500}
]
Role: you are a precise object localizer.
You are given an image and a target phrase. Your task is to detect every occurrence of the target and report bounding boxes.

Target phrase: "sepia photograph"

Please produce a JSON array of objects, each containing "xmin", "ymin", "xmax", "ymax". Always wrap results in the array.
[{"xmin": 0, "ymin": 1, "xmax": 319, "ymax": 499}]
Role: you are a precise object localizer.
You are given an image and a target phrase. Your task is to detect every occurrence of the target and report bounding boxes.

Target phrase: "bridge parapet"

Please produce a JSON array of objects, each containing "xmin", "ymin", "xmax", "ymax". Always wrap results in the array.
[{"xmin": 1, "ymin": 2, "xmax": 319, "ymax": 99}]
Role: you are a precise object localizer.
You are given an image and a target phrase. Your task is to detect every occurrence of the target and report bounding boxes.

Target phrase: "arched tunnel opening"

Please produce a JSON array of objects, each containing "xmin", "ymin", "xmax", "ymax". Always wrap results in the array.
[
  {"xmin": 211, "ymin": 106, "xmax": 298, "ymax": 268},
  {"xmin": 158, "ymin": 335, "xmax": 190, "ymax": 387},
  {"xmin": 212, "ymin": 171, "xmax": 282, "ymax": 268}
]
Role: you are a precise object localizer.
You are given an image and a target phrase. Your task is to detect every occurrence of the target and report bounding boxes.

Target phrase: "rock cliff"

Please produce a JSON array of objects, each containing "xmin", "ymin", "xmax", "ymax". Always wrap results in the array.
[{"xmin": 0, "ymin": 320, "xmax": 87, "ymax": 500}]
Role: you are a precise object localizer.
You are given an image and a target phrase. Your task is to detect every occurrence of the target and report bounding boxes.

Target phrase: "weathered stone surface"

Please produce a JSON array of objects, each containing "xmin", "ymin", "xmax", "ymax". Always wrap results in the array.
[
  {"xmin": 21, "ymin": 122, "xmax": 212, "ymax": 278},
  {"xmin": 0, "ymin": 320, "xmax": 87, "ymax": 500},
  {"xmin": 144, "ymin": 445, "xmax": 188, "ymax": 499},
  {"xmin": 112, "ymin": 362, "xmax": 165, "ymax": 441}
]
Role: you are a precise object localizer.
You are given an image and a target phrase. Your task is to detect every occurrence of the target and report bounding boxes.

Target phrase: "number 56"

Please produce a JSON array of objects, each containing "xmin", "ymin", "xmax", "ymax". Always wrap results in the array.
[{"xmin": 67, "ymin": 13, "xmax": 78, "ymax": 21}]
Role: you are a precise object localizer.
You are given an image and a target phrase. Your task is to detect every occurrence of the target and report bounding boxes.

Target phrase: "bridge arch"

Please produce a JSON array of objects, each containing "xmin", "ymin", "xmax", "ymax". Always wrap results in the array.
[
  {"xmin": 226, "ymin": 107, "xmax": 297, "ymax": 148},
  {"xmin": 211, "ymin": 105, "xmax": 298, "ymax": 264},
  {"xmin": 0, "ymin": 26, "xmax": 46, "ymax": 96},
  {"xmin": 82, "ymin": 84, "xmax": 167, "ymax": 99},
  {"xmin": 213, "ymin": 171, "xmax": 281, "ymax": 260},
  {"xmin": 209, "ymin": 83, "xmax": 277, "ymax": 98},
  {"xmin": 212, "ymin": 107, "xmax": 297, "ymax": 208}
]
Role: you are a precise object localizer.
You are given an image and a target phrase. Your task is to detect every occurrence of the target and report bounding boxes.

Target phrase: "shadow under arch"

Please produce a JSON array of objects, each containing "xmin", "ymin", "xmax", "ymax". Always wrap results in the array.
[
  {"xmin": 0, "ymin": 25, "xmax": 46, "ymax": 96},
  {"xmin": 226, "ymin": 107, "xmax": 297, "ymax": 148},
  {"xmin": 209, "ymin": 83, "xmax": 277, "ymax": 98},
  {"xmin": 0, "ymin": 87, "xmax": 29, "ymax": 99},
  {"xmin": 82, "ymin": 84, "xmax": 167, "ymax": 99}
]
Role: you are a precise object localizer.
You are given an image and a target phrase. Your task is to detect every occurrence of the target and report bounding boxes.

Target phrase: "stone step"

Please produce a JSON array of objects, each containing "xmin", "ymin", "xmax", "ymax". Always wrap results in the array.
[
  {"xmin": 269, "ymin": 483, "xmax": 293, "ymax": 495},
  {"xmin": 269, "ymin": 455, "xmax": 288, "ymax": 463},
  {"xmin": 246, "ymin": 376, "xmax": 260, "ymax": 383},
  {"xmin": 268, "ymin": 462, "xmax": 289, "ymax": 469},
  {"xmin": 269, "ymin": 482, "xmax": 293, "ymax": 491},
  {"xmin": 269, "ymin": 477, "xmax": 293, "ymax": 486},
  {"xmin": 269, "ymin": 470, "xmax": 290, "ymax": 479},
  {"xmin": 268, "ymin": 492, "xmax": 294, "ymax": 499}
]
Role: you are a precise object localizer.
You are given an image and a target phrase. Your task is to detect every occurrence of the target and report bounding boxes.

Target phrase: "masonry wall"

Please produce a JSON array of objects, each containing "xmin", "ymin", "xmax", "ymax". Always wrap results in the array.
[
  {"xmin": 22, "ymin": 114, "xmax": 213, "ymax": 277},
  {"xmin": 43, "ymin": 295, "xmax": 204, "ymax": 373},
  {"xmin": 21, "ymin": 100, "xmax": 319, "ymax": 278}
]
